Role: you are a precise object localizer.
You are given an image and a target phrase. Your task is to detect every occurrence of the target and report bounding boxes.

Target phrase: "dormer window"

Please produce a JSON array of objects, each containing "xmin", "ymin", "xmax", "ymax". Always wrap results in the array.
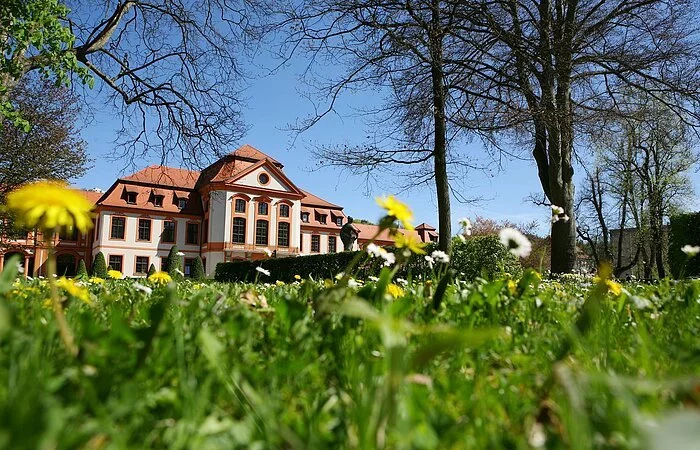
[
  {"xmin": 126, "ymin": 192, "xmax": 138, "ymax": 204},
  {"xmin": 336, "ymin": 217, "xmax": 343, "ymax": 226},
  {"xmin": 302, "ymin": 212, "xmax": 310, "ymax": 223},
  {"xmin": 319, "ymin": 214, "xmax": 327, "ymax": 224},
  {"xmin": 153, "ymin": 195, "xmax": 164, "ymax": 207},
  {"xmin": 178, "ymin": 198, "xmax": 187, "ymax": 210}
]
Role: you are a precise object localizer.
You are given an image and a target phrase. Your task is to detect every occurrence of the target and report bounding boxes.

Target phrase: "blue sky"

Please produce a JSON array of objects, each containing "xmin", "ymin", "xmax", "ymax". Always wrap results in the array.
[{"xmin": 73, "ymin": 53, "xmax": 700, "ymax": 236}]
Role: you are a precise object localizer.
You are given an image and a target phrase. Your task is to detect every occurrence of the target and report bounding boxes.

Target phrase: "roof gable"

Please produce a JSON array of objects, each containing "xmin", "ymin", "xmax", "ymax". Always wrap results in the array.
[{"xmin": 225, "ymin": 160, "xmax": 303, "ymax": 195}]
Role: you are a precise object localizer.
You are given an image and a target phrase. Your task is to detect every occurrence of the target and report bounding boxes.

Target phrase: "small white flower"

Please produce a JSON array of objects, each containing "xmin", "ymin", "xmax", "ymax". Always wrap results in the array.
[
  {"xmin": 458, "ymin": 234, "xmax": 467, "ymax": 242},
  {"xmin": 528, "ymin": 422, "xmax": 546, "ymax": 448},
  {"xmin": 551, "ymin": 205, "xmax": 564, "ymax": 215},
  {"xmin": 368, "ymin": 276, "xmax": 379, "ymax": 282},
  {"xmin": 459, "ymin": 217, "xmax": 471, "ymax": 228},
  {"xmin": 681, "ymin": 245, "xmax": 700, "ymax": 257},
  {"xmin": 396, "ymin": 278, "xmax": 408, "ymax": 286},
  {"xmin": 255, "ymin": 266, "xmax": 270, "ymax": 276},
  {"xmin": 347, "ymin": 278, "xmax": 360, "ymax": 288},
  {"xmin": 424, "ymin": 255, "xmax": 435, "ymax": 269},
  {"xmin": 263, "ymin": 247, "xmax": 273, "ymax": 257},
  {"xmin": 382, "ymin": 252, "xmax": 396, "ymax": 266},
  {"xmin": 174, "ymin": 268, "xmax": 184, "ymax": 276},
  {"xmin": 133, "ymin": 283, "xmax": 153, "ymax": 295},
  {"xmin": 16, "ymin": 262, "xmax": 24, "ymax": 274},
  {"xmin": 431, "ymin": 250, "xmax": 450, "ymax": 264},
  {"xmin": 176, "ymin": 251, "xmax": 185, "ymax": 256},
  {"xmin": 535, "ymin": 298, "xmax": 543, "ymax": 308},
  {"xmin": 366, "ymin": 243, "xmax": 382, "ymax": 258},
  {"xmin": 335, "ymin": 272, "xmax": 345, "ymax": 280},
  {"xmin": 499, "ymin": 227, "xmax": 532, "ymax": 258},
  {"xmin": 630, "ymin": 295, "xmax": 652, "ymax": 310}
]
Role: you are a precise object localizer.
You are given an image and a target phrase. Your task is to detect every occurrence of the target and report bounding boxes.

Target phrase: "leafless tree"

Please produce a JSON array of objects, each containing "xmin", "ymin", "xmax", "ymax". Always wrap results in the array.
[
  {"xmin": 274, "ymin": 0, "xmax": 489, "ymax": 253},
  {"xmin": 455, "ymin": 0, "xmax": 700, "ymax": 273},
  {"xmin": 4, "ymin": 1, "xmax": 268, "ymax": 166}
]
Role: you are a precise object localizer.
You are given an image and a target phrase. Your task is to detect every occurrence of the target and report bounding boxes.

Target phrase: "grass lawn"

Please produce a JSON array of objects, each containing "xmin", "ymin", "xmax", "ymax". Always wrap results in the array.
[{"xmin": 1, "ymin": 267, "xmax": 699, "ymax": 449}]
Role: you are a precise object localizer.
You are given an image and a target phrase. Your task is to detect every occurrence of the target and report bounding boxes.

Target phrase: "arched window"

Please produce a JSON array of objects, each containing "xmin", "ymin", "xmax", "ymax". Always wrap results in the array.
[
  {"xmin": 278, "ymin": 222, "xmax": 290, "ymax": 247},
  {"xmin": 232, "ymin": 217, "xmax": 246, "ymax": 244},
  {"xmin": 255, "ymin": 220, "xmax": 268, "ymax": 245}
]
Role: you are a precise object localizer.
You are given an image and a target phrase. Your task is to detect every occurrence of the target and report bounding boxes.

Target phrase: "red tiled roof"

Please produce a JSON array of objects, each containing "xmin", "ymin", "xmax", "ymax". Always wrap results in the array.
[
  {"xmin": 301, "ymin": 190, "xmax": 343, "ymax": 209},
  {"xmin": 97, "ymin": 182, "xmax": 203, "ymax": 215},
  {"xmin": 232, "ymin": 144, "xmax": 282, "ymax": 167},
  {"xmin": 415, "ymin": 223, "xmax": 436, "ymax": 230},
  {"xmin": 122, "ymin": 166, "xmax": 200, "ymax": 189},
  {"xmin": 353, "ymin": 223, "xmax": 428, "ymax": 245},
  {"xmin": 79, "ymin": 190, "xmax": 104, "ymax": 205}
]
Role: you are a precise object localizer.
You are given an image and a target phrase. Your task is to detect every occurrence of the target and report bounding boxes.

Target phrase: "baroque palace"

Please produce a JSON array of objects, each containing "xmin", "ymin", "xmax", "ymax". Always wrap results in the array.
[{"xmin": 0, "ymin": 145, "xmax": 438, "ymax": 278}]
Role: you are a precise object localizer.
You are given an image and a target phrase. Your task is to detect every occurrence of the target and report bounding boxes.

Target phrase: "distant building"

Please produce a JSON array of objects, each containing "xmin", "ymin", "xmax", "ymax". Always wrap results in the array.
[
  {"xmin": 609, "ymin": 226, "xmax": 668, "ymax": 278},
  {"xmin": 0, "ymin": 144, "xmax": 437, "ymax": 277}
]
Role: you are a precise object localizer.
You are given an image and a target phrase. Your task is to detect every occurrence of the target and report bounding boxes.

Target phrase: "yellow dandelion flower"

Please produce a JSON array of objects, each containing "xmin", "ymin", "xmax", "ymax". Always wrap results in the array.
[
  {"xmin": 294, "ymin": 274, "xmax": 301, "ymax": 280},
  {"xmin": 376, "ymin": 195, "xmax": 415, "ymax": 230},
  {"xmin": 88, "ymin": 277, "xmax": 105, "ymax": 284},
  {"xmin": 392, "ymin": 232, "xmax": 427, "ymax": 254},
  {"xmin": 275, "ymin": 280, "xmax": 285, "ymax": 286},
  {"xmin": 507, "ymin": 279, "xmax": 518, "ymax": 296},
  {"xmin": 148, "ymin": 271, "xmax": 172, "ymax": 284},
  {"xmin": 606, "ymin": 280, "xmax": 622, "ymax": 296},
  {"xmin": 386, "ymin": 283, "xmax": 404, "ymax": 299},
  {"xmin": 107, "ymin": 270, "xmax": 123, "ymax": 280},
  {"xmin": 56, "ymin": 277, "xmax": 92, "ymax": 305},
  {"xmin": 6, "ymin": 181, "xmax": 94, "ymax": 233}
]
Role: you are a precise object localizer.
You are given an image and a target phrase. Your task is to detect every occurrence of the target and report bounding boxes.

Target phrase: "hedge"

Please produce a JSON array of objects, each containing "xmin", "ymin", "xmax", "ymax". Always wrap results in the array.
[
  {"xmin": 669, "ymin": 212, "xmax": 700, "ymax": 278},
  {"xmin": 215, "ymin": 236, "xmax": 522, "ymax": 283}
]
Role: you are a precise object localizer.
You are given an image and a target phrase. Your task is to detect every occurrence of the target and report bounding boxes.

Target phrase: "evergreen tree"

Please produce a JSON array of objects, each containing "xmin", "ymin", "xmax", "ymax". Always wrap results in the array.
[
  {"xmin": 147, "ymin": 263, "xmax": 157, "ymax": 277},
  {"xmin": 76, "ymin": 259, "xmax": 88, "ymax": 279},
  {"xmin": 165, "ymin": 246, "xmax": 183, "ymax": 280},
  {"xmin": 191, "ymin": 256, "xmax": 205, "ymax": 280},
  {"xmin": 92, "ymin": 252, "xmax": 107, "ymax": 278}
]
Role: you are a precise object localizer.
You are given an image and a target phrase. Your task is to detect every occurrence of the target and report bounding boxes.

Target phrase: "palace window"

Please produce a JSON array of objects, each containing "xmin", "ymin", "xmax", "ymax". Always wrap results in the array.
[
  {"xmin": 138, "ymin": 218, "xmax": 151, "ymax": 241},
  {"xmin": 319, "ymin": 214, "xmax": 327, "ymax": 224},
  {"xmin": 135, "ymin": 256, "xmax": 149, "ymax": 275},
  {"xmin": 153, "ymin": 195, "xmax": 164, "ymax": 207},
  {"xmin": 58, "ymin": 225, "xmax": 78, "ymax": 241},
  {"xmin": 336, "ymin": 217, "xmax": 343, "ymax": 227},
  {"xmin": 178, "ymin": 198, "xmax": 187, "ymax": 210},
  {"xmin": 328, "ymin": 236, "xmax": 337, "ymax": 253},
  {"xmin": 108, "ymin": 255, "xmax": 123, "ymax": 272},
  {"xmin": 280, "ymin": 204, "xmax": 290, "ymax": 218},
  {"xmin": 311, "ymin": 235, "xmax": 320, "ymax": 253},
  {"xmin": 232, "ymin": 217, "xmax": 246, "ymax": 243},
  {"xmin": 255, "ymin": 220, "xmax": 269, "ymax": 245},
  {"xmin": 162, "ymin": 220, "xmax": 176, "ymax": 243},
  {"xmin": 301, "ymin": 212, "xmax": 310, "ymax": 223},
  {"xmin": 258, "ymin": 202, "xmax": 269, "ymax": 215},
  {"xmin": 235, "ymin": 199, "xmax": 246, "ymax": 213},
  {"xmin": 277, "ymin": 222, "xmax": 290, "ymax": 247},
  {"xmin": 110, "ymin": 217, "xmax": 126, "ymax": 240},
  {"xmin": 126, "ymin": 192, "xmax": 137, "ymax": 204},
  {"xmin": 186, "ymin": 222, "xmax": 199, "ymax": 245}
]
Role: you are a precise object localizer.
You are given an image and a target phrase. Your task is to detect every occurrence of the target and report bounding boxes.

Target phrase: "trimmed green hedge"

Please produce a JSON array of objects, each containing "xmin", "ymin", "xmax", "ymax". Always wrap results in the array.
[
  {"xmin": 215, "ymin": 236, "xmax": 523, "ymax": 283},
  {"xmin": 669, "ymin": 212, "xmax": 700, "ymax": 278}
]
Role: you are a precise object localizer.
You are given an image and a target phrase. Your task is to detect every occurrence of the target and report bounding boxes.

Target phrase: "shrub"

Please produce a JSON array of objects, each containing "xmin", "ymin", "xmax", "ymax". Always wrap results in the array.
[
  {"xmin": 147, "ymin": 264, "xmax": 157, "ymax": 277},
  {"xmin": 92, "ymin": 252, "xmax": 108, "ymax": 278},
  {"xmin": 669, "ymin": 212, "xmax": 700, "ymax": 278},
  {"xmin": 451, "ymin": 235, "xmax": 522, "ymax": 280},
  {"xmin": 76, "ymin": 259, "xmax": 88, "ymax": 279},
  {"xmin": 215, "ymin": 243, "xmax": 439, "ymax": 283},
  {"xmin": 164, "ymin": 246, "xmax": 183, "ymax": 280},
  {"xmin": 191, "ymin": 256, "xmax": 205, "ymax": 280}
]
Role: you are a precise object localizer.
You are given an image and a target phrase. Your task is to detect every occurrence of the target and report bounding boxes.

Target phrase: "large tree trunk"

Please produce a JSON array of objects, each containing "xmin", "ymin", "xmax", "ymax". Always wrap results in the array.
[{"xmin": 430, "ymin": 0, "xmax": 451, "ymax": 254}]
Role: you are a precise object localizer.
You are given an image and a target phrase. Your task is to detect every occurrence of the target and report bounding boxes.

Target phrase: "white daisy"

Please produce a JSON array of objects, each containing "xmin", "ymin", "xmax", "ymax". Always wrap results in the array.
[
  {"xmin": 424, "ymin": 255, "xmax": 434, "ymax": 269},
  {"xmin": 431, "ymin": 250, "xmax": 450, "ymax": 264},
  {"xmin": 366, "ymin": 243, "xmax": 382, "ymax": 258},
  {"xmin": 499, "ymin": 228, "xmax": 532, "ymax": 258},
  {"xmin": 255, "ymin": 266, "xmax": 270, "ymax": 276},
  {"xmin": 176, "ymin": 251, "xmax": 185, "ymax": 256},
  {"xmin": 133, "ymin": 283, "xmax": 153, "ymax": 295},
  {"xmin": 551, "ymin": 205, "xmax": 564, "ymax": 215},
  {"xmin": 382, "ymin": 252, "xmax": 396, "ymax": 267},
  {"xmin": 681, "ymin": 244, "xmax": 700, "ymax": 257}
]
